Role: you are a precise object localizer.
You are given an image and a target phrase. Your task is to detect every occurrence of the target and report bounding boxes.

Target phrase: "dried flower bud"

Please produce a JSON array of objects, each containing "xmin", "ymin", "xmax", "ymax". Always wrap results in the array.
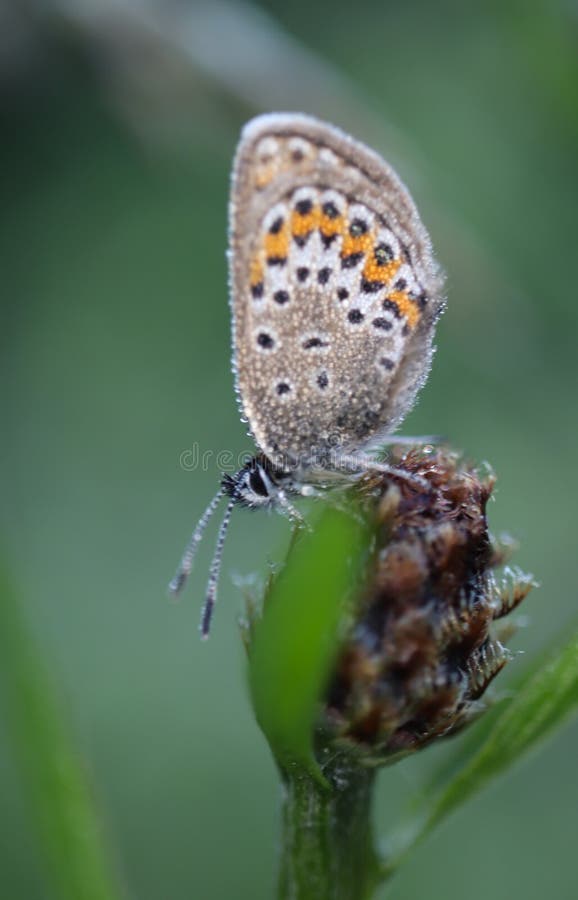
[{"xmin": 324, "ymin": 446, "xmax": 535, "ymax": 763}]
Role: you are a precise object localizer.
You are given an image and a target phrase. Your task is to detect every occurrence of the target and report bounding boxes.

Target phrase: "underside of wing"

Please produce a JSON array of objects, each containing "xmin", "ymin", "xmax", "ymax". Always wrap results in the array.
[{"xmin": 229, "ymin": 113, "xmax": 444, "ymax": 467}]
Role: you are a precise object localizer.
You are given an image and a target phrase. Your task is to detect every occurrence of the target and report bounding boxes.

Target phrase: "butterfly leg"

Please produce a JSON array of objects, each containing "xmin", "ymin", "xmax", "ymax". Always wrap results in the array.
[
  {"xmin": 331, "ymin": 452, "xmax": 431, "ymax": 491},
  {"xmin": 273, "ymin": 488, "xmax": 310, "ymax": 529},
  {"xmin": 374, "ymin": 434, "xmax": 443, "ymax": 447}
]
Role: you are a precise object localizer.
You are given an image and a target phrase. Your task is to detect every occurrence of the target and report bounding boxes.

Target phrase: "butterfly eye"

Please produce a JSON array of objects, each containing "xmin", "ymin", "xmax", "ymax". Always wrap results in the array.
[{"xmin": 249, "ymin": 467, "xmax": 270, "ymax": 498}]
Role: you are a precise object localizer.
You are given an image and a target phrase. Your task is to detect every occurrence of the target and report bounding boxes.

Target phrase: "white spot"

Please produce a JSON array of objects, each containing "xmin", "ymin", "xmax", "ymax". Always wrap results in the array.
[
  {"xmin": 257, "ymin": 137, "xmax": 279, "ymax": 162},
  {"xmin": 372, "ymin": 314, "xmax": 395, "ymax": 334},
  {"xmin": 263, "ymin": 201, "xmax": 288, "ymax": 233},
  {"xmin": 273, "ymin": 379, "xmax": 293, "ymax": 400},
  {"xmin": 292, "ymin": 186, "xmax": 317, "ymax": 206},
  {"xmin": 319, "ymin": 147, "xmax": 340, "ymax": 167},
  {"xmin": 347, "ymin": 202, "xmax": 374, "ymax": 233},
  {"xmin": 391, "ymin": 262, "xmax": 418, "ymax": 294},
  {"xmin": 288, "ymin": 137, "xmax": 311, "ymax": 160},
  {"xmin": 344, "ymin": 164, "xmax": 363, "ymax": 183},
  {"xmin": 336, "ymin": 267, "xmax": 359, "ymax": 305},
  {"xmin": 310, "ymin": 367, "xmax": 332, "ymax": 392},
  {"xmin": 319, "ymin": 188, "xmax": 345, "ymax": 217},
  {"xmin": 266, "ymin": 263, "xmax": 291, "ymax": 297},
  {"xmin": 375, "ymin": 352, "xmax": 401, "ymax": 378},
  {"xmin": 318, "ymin": 191, "xmax": 344, "ymax": 273},
  {"xmin": 344, "ymin": 307, "xmax": 368, "ymax": 329},
  {"xmin": 375, "ymin": 225, "xmax": 401, "ymax": 261},
  {"xmin": 288, "ymin": 221, "xmax": 321, "ymax": 282}
]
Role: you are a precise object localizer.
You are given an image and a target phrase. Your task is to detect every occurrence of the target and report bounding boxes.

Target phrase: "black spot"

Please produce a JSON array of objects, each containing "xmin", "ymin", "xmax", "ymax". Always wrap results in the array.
[
  {"xmin": 394, "ymin": 278, "xmax": 407, "ymax": 290},
  {"xmin": 381, "ymin": 357, "xmax": 395, "ymax": 371},
  {"xmin": 292, "ymin": 148, "xmax": 304, "ymax": 162},
  {"xmin": 374, "ymin": 243, "xmax": 394, "ymax": 265},
  {"xmin": 249, "ymin": 468, "xmax": 269, "ymax": 497},
  {"xmin": 355, "ymin": 410, "xmax": 380, "ymax": 438},
  {"xmin": 341, "ymin": 251, "xmax": 364, "ymax": 269},
  {"xmin": 276, "ymin": 382, "xmax": 291, "ymax": 395},
  {"xmin": 382, "ymin": 298, "xmax": 401, "ymax": 318},
  {"xmin": 295, "ymin": 198, "xmax": 313, "ymax": 215},
  {"xmin": 336, "ymin": 415, "xmax": 347, "ymax": 428},
  {"xmin": 274, "ymin": 290, "xmax": 289, "ymax": 305},
  {"xmin": 348, "ymin": 309, "xmax": 364, "ymax": 324},
  {"xmin": 267, "ymin": 256, "xmax": 287, "ymax": 267},
  {"xmin": 251, "ymin": 282, "xmax": 264, "ymax": 299},
  {"xmin": 317, "ymin": 371, "xmax": 329, "ymax": 389},
  {"xmin": 337, "ymin": 287, "xmax": 349, "ymax": 301},
  {"xmin": 317, "ymin": 267, "xmax": 332, "ymax": 284},
  {"xmin": 322, "ymin": 201, "xmax": 340, "ymax": 218},
  {"xmin": 269, "ymin": 216, "xmax": 284, "ymax": 234},
  {"xmin": 321, "ymin": 233, "xmax": 337, "ymax": 249},
  {"xmin": 294, "ymin": 233, "xmax": 311, "ymax": 248},
  {"xmin": 402, "ymin": 323, "xmax": 410, "ymax": 337},
  {"xmin": 401, "ymin": 244, "xmax": 412, "ymax": 264},
  {"xmin": 361, "ymin": 278, "xmax": 385, "ymax": 293},
  {"xmin": 297, "ymin": 267, "xmax": 310, "ymax": 282},
  {"xmin": 413, "ymin": 290, "xmax": 428, "ymax": 309},
  {"xmin": 257, "ymin": 332, "xmax": 274, "ymax": 349},
  {"xmin": 349, "ymin": 218, "xmax": 368, "ymax": 236},
  {"xmin": 303, "ymin": 337, "xmax": 328, "ymax": 349},
  {"xmin": 372, "ymin": 317, "xmax": 392, "ymax": 331}
]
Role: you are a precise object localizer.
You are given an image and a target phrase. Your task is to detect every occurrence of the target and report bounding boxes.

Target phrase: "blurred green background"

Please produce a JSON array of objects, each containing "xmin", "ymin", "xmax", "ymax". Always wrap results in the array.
[{"xmin": 2, "ymin": 1, "xmax": 577, "ymax": 898}]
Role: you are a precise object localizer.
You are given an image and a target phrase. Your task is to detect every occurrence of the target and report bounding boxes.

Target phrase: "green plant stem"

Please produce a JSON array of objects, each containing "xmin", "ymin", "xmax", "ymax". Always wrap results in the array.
[{"xmin": 278, "ymin": 763, "xmax": 382, "ymax": 900}]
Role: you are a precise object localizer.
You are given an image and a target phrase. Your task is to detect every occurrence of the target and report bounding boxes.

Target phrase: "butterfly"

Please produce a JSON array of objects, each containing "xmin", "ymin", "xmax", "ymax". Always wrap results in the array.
[{"xmin": 169, "ymin": 113, "xmax": 444, "ymax": 635}]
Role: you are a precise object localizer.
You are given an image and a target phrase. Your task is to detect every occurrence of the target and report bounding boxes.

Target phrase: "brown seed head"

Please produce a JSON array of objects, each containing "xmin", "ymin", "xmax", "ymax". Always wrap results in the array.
[{"xmin": 323, "ymin": 445, "xmax": 535, "ymax": 763}]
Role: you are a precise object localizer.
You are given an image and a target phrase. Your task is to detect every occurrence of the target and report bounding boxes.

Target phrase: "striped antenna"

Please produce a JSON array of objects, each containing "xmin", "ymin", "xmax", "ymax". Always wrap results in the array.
[
  {"xmin": 168, "ymin": 487, "xmax": 226, "ymax": 597},
  {"xmin": 200, "ymin": 498, "xmax": 236, "ymax": 638}
]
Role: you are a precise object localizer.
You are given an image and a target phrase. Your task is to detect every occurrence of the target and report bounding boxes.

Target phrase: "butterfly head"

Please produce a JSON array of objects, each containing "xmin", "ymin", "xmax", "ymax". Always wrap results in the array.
[{"xmin": 222, "ymin": 455, "xmax": 289, "ymax": 510}]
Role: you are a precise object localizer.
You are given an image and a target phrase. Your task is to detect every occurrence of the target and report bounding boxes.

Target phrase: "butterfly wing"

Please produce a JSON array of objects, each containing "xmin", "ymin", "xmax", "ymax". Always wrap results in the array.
[{"xmin": 229, "ymin": 113, "xmax": 444, "ymax": 469}]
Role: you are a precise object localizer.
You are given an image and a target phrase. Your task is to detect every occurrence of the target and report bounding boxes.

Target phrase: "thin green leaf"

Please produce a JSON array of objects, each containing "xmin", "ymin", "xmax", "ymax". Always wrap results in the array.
[
  {"xmin": 384, "ymin": 622, "xmax": 578, "ymax": 876},
  {"xmin": 0, "ymin": 562, "xmax": 126, "ymax": 900},
  {"xmin": 248, "ymin": 507, "xmax": 368, "ymax": 786},
  {"xmin": 416, "ymin": 692, "xmax": 512, "ymax": 800}
]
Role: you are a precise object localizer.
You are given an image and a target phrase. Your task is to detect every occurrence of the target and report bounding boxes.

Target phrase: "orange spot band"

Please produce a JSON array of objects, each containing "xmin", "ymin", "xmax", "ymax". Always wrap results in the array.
[
  {"xmin": 320, "ymin": 213, "xmax": 344, "ymax": 238},
  {"xmin": 264, "ymin": 226, "xmax": 289, "ymax": 260},
  {"xmin": 389, "ymin": 290, "xmax": 420, "ymax": 329},
  {"xmin": 341, "ymin": 231, "xmax": 373, "ymax": 258},
  {"xmin": 291, "ymin": 206, "xmax": 321, "ymax": 237},
  {"xmin": 250, "ymin": 254, "xmax": 264, "ymax": 287},
  {"xmin": 363, "ymin": 256, "xmax": 401, "ymax": 285}
]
